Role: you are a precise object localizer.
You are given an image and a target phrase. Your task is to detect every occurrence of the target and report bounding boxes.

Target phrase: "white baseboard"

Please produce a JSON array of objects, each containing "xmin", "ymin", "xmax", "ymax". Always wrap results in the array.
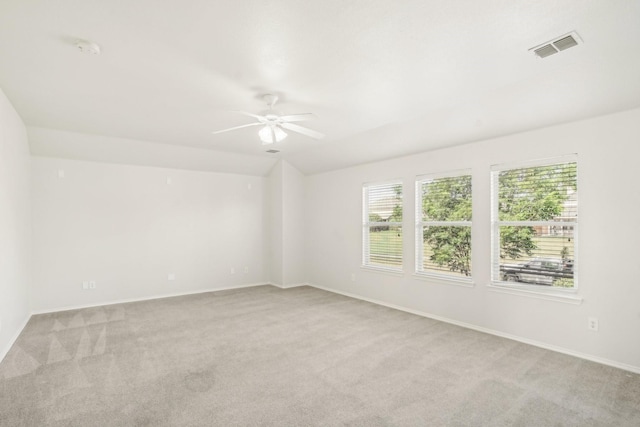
[
  {"xmin": 31, "ymin": 282, "xmax": 272, "ymax": 315},
  {"xmin": 0, "ymin": 313, "xmax": 32, "ymax": 364},
  {"xmin": 269, "ymin": 282, "xmax": 309, "ymax": 289},
  {"xmin": 307, "ymin": 283, "xmax": 640, "ymax": 375}
]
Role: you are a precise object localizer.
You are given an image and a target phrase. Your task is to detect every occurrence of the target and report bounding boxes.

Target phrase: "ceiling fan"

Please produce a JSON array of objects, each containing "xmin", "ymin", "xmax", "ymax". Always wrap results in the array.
[{"xmin": 212, "ymin": 94, "xmax": 324, "ymax": 145}]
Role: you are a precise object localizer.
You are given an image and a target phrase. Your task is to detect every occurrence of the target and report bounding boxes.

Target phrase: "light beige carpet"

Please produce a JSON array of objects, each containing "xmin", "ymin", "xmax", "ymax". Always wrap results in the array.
[{"xmin": 1, "ymin": 285, "xmax": 639, "ymax": 426}]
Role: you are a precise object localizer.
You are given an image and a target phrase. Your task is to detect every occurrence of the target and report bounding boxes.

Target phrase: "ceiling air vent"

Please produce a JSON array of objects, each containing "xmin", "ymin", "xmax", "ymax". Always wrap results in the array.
[
  {"xmin": 553, "ymin": 35, "xmax": 579, "ymax": 51},
  {"xmin": 534, "ymin": 44, "xmax": 559, "ymax": 58},
  {"xmin": 266, "ymin": 149, "xmax": 280, "ymax": 154},
  {"xmin": 530, "ymin": 31, "xmax": 581, "ymax": 58}
]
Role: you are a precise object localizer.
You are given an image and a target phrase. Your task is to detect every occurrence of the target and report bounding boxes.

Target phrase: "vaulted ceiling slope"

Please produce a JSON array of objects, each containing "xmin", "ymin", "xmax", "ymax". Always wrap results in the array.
[{"xmin": 1, "ymin": 0, "xmax": 639, "ymax": 175}]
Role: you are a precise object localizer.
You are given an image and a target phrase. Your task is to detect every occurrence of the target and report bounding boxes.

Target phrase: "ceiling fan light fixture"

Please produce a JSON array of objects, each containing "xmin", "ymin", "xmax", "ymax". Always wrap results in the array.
[
  {"xmin": 273, "ymin": 126, "xmax": 287, "ymax": 142},
  {"xmin": 212, "ymin": 94, "xmax": 323, "ymax": 143},
  {"xmin": 259, "ymin": 125, "xmax": 287, "ymax": 144}
]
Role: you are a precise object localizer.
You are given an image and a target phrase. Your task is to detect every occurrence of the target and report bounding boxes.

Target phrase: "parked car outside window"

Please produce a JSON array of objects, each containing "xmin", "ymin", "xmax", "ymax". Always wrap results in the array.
[{"xmin": 500, "ymin": 257, "xmax": 573, "ymax": 286}]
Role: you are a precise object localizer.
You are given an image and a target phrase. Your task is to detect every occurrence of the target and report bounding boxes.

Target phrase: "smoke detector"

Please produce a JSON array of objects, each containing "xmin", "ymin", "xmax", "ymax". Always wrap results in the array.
[
  {"xmin": 530, "ymin": 31, "xmax": 581, "ymax": 58},
  {"xmin": 74, "ymin": 39, "xmax": 101, "ymax": 55}
]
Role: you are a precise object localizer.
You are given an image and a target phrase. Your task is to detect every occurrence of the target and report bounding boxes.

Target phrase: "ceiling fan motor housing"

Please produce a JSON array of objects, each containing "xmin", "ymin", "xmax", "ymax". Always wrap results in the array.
[{"xmin": 262, "ymin": 94, "xmax": 279, "ymax": 108}]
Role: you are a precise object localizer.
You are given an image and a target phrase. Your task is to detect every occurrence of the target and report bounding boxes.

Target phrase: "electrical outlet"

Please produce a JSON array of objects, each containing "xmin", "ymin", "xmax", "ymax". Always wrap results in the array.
[
  {"xmin": 89, "ymin": 281, "xmax": 96, "ymax": 289},
  {"xmin": 82, "ymin": 281, "xmax": 89, "ymax": 290},
  {"xmin": 588, "ymin": 317, "xmax": 599, "ymax": 331},
  {"xmin": 168, "ymin": 273, "xmax": 175, "ymax": 281},
  {"xmin": 244, "ymin": 266, "xmax": 249, "ymax": 274}
]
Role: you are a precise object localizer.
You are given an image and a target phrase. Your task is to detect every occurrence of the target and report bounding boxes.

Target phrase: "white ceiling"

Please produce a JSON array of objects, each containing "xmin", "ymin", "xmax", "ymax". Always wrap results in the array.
[{"xmin": 1, "ymin": 0, "xmax": 639, "ymax": 175}]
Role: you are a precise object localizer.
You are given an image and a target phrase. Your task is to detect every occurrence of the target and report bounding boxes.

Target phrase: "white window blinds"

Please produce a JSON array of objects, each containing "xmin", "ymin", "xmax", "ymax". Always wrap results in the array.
[
  {"xmin": 363, "ymin": 181, "xmax": 403, "ymax": 271},
  {"xmin": 415, "ymin": 171, "xmax": 472, "ymax": 280},
  {"xmin": 491, "ymin": 156, "xmax": 577, "ymax": 289}
]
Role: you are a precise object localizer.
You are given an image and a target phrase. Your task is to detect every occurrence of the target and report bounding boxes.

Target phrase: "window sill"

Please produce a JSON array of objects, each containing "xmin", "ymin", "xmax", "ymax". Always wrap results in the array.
[
  {"xmin": 487, "ymin": 281, "xmax": 583, "ymax": 305},
  {"xmin": 413, "ymin": 272, "xmax": 474, "ymax": 288},
  {"xmin": 360, "ymin": 265, "xmax": 404, "ymax": 277}
]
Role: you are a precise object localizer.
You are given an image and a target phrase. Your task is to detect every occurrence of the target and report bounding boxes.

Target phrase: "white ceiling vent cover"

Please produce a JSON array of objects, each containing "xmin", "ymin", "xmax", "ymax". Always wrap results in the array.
[{"xmin": 530, "ymin": 31, "xmax": 582, "ymax": 58}]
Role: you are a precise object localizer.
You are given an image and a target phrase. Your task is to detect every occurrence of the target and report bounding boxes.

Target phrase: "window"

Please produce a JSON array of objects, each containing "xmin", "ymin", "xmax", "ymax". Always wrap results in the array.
[
  {"xmin": 415, "ymin": 171, "xmax": 472, "ymax": 282},
  {"xmin": 362, "ymin": 181, "xmax": 403, "ymax": 271},
  {"xmin": 491, "ymin": 156, "xmax": 577, "ymax": 289}
]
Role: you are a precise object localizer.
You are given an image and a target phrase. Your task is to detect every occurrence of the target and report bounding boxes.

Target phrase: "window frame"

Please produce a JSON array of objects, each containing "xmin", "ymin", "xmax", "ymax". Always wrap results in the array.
[
  {"xmin": 414, "ymin": 169, "xmax": 473, "ymax": 286},
  {"xmin": 490, "ymin": 155, "xmax": 579, "ymax": 299},
  {"xmin": 362, "ymin": 180, "xmax": 404, "ymax": 273}
]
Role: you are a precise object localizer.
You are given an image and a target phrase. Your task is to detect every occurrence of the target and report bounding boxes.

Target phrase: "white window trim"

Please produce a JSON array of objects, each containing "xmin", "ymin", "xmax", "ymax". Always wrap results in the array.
[
  {"xmin": 362, "ymin": 180, "xmax": 404, "ymax": 273},
  {"xmin": 361, "ymin": 264, "xmax": 405, "ymax": 277},
  {"xmin": 490, "ymin": 155, "xmax": 579, "ymax": 300},
  {"xmin": 490, "ymin": 154, "xmax": 577, "ymax": 173},
  {"xmin": 486, "ymin": 282, "xmax": 583, "ymax": 305},
  {"xmin": 415, "ymin": 170, "xmax": 473, "ymax": 285},
  {"xmin": 413, "ymin": 272, "xmax": 475, "ymax": 288}
]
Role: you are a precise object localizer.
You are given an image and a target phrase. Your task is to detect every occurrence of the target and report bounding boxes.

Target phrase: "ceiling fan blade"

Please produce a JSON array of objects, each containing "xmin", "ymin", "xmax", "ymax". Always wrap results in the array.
[
  {"xmin": 279, "ymin": 113, "xmax": 316, "ymax": 122},
  {"xmin": 230, "ymin": 111, "xmax": 267, "ymax": 122},
  {"xmin": 280, "ymin": 122, "xmax": 325, "ymax": 140},
  {"xmin": 212, "ymin": 122, "xmax": 261, "ymax": 134}
]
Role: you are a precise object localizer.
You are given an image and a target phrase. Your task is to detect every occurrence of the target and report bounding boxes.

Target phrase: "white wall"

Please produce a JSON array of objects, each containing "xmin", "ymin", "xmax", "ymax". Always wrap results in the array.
[
  {"xmin": 267, "ymin": 160, "xmax": 306, "ymax": 287},
  {"xmin": 267, "ymin": 161, "xmax": 284, "ymax": 286},
  {"xmin": 0, "ymin": 88, "xmax": 31, "ymax": 361},
  {"xmin": 31, "ymin": 157, "xmax": 267, "ymax": 312},
  {"xmin": 305, "ymin": 108, "xmax": 640, "ymax": 371},
  {"xmin": 281, "ymin": 161, "xmax": 306, "ymax": 286}
]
